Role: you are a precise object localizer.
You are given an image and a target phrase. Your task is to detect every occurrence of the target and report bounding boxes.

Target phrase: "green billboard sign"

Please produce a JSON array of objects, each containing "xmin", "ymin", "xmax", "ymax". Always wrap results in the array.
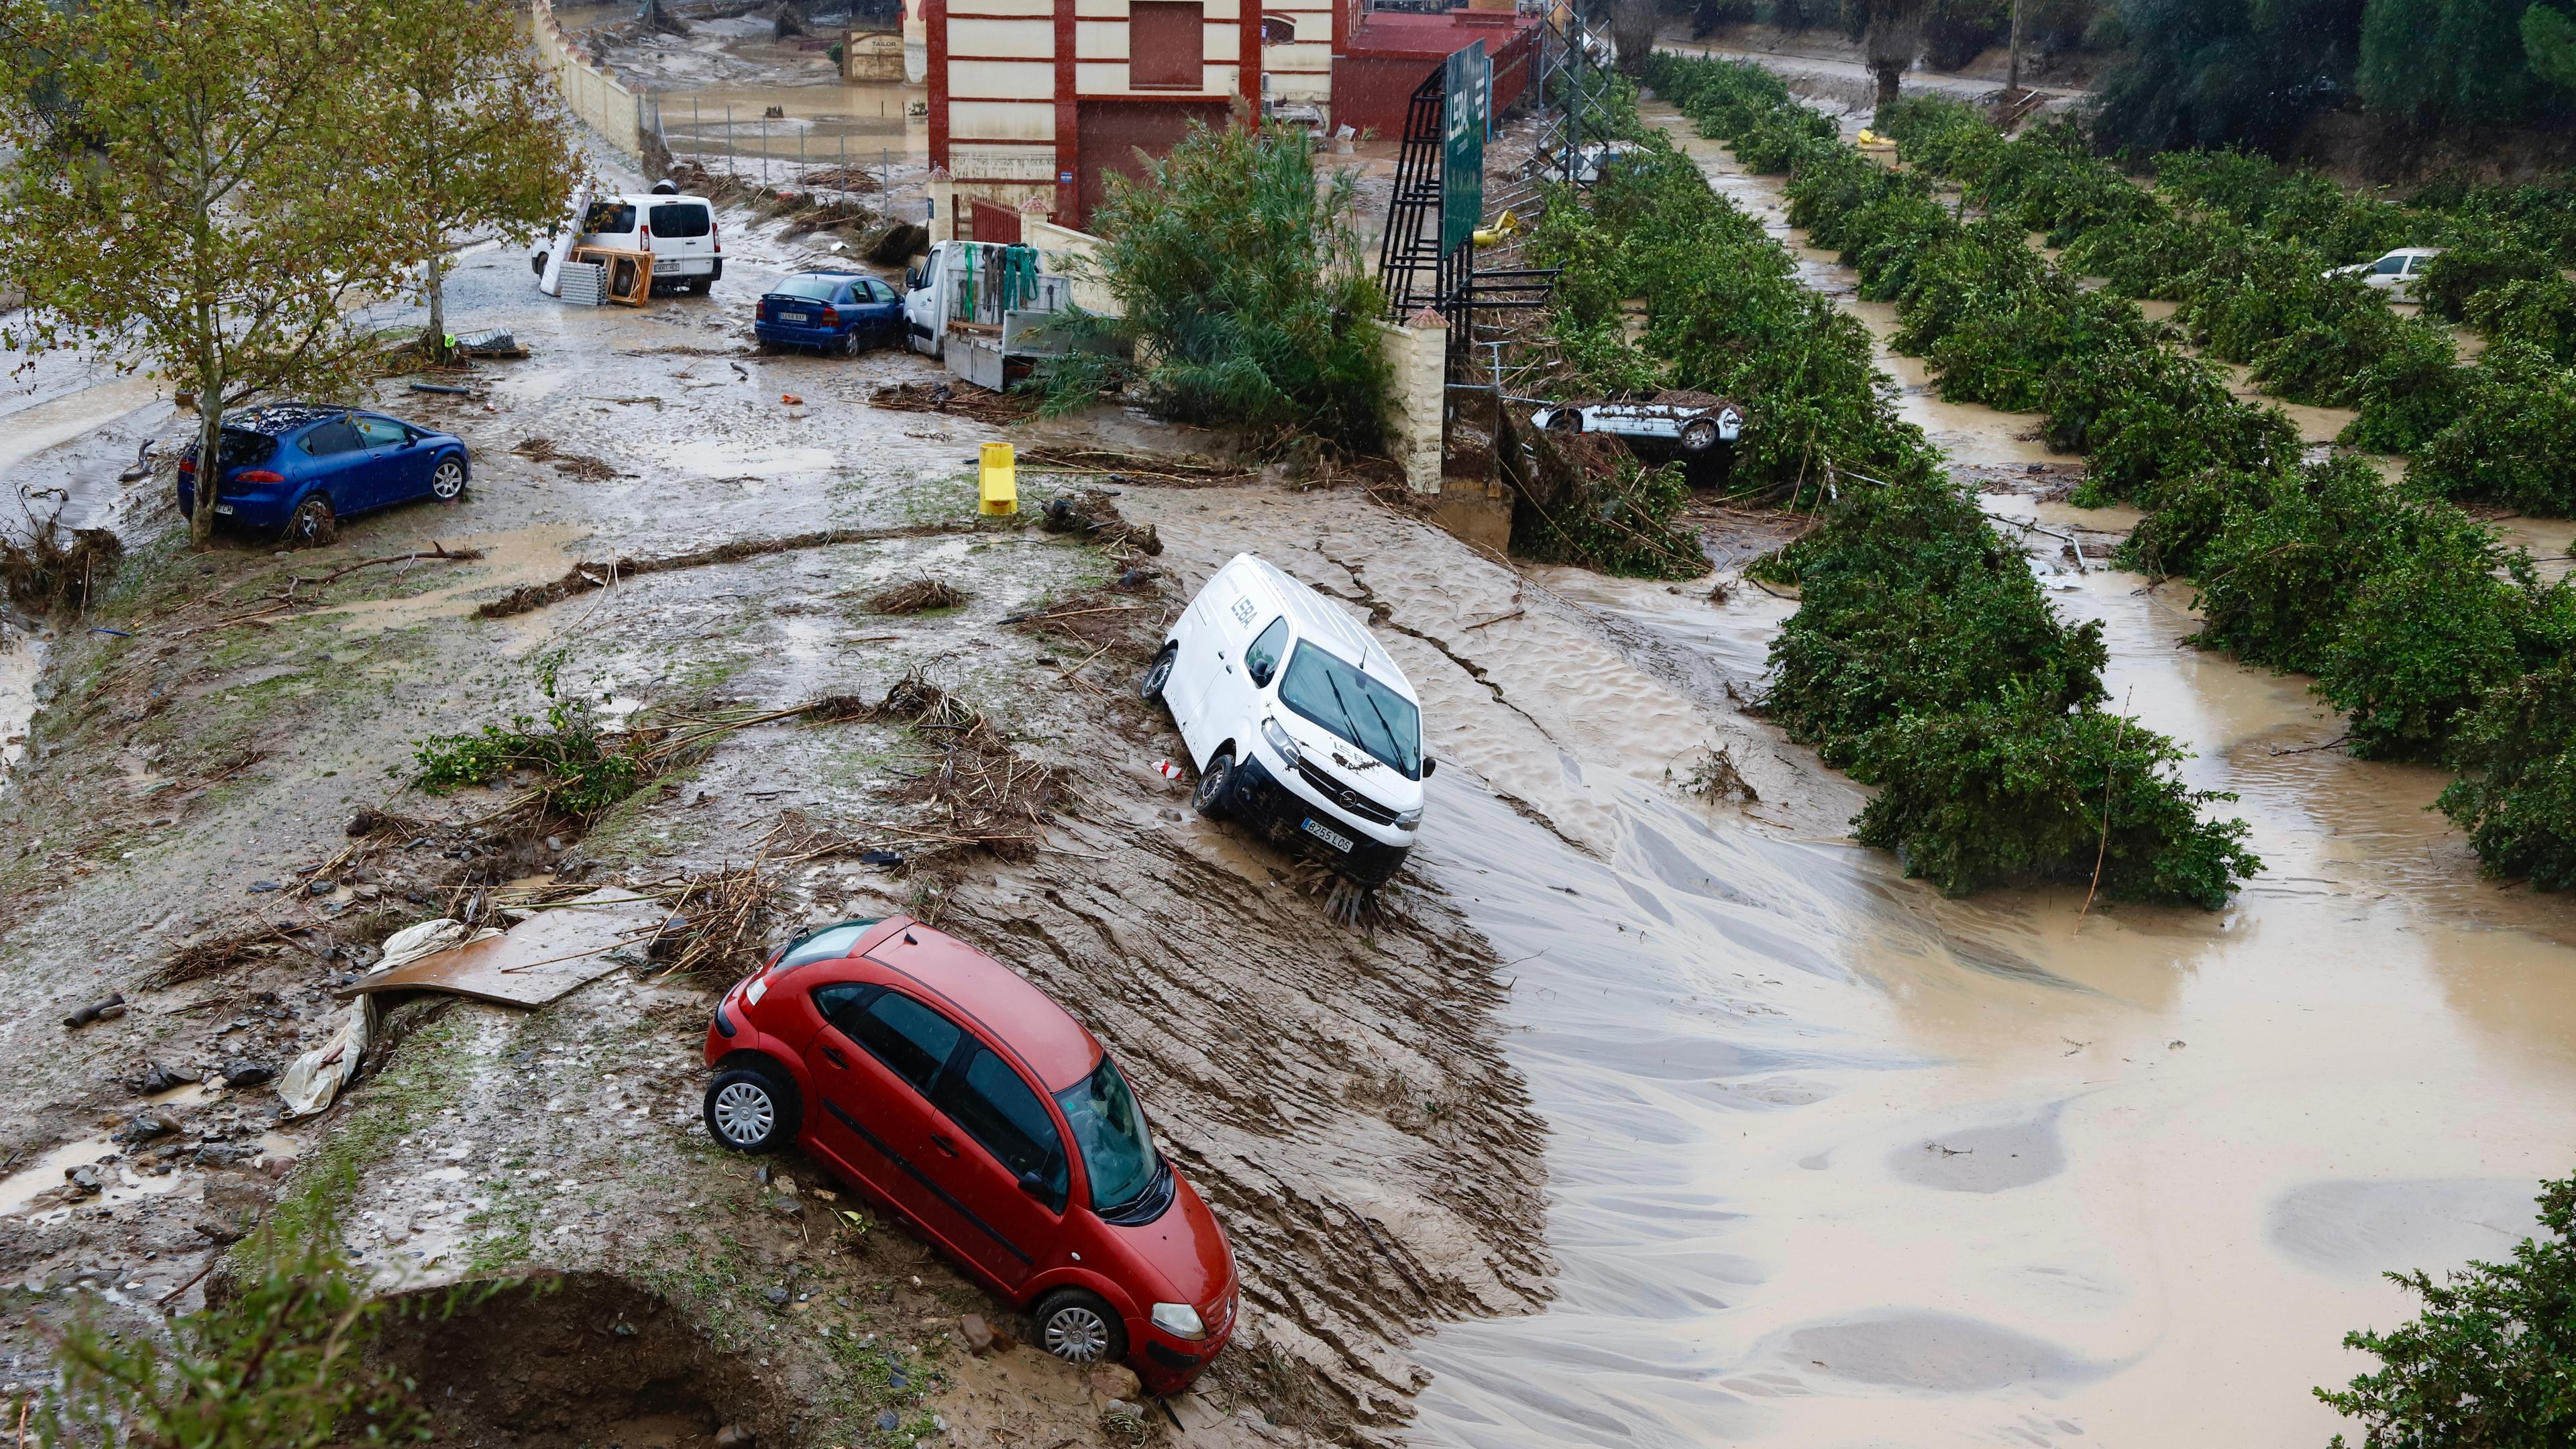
[{"xmin": 1440, "ymin": 42, "xmax": 1490, "ymax": 259}]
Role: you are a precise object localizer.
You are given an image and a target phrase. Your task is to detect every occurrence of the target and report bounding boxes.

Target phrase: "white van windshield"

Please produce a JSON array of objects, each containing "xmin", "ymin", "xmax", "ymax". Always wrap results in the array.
[{"xmin": 1279, "ymin": 641, "xmax": 1421, "ymax": 779}]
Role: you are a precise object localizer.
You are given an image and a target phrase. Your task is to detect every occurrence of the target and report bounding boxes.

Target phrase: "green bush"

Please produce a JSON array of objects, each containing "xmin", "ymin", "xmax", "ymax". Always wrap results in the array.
[
  {"xmin": 2341, "ymin": 339, "xmax": 2471, "ymax": 454},
  {"xmin": 39, "ymin": 1225, "xmax": 437, "ymax": 1448},
  {"xmin": 2116, "ymin": 465, "xmax": 2275, "ymax": 579},
  {"xmin": 1850, "ymin": 694, "xmax": 2259, "ymax": 906},
  {"xmin": 2463, "ymin": 274, "xmax": 2576, "ymax": 365},
  {"xmin": 2316, "ymin": 524, "xmax": 2540, "ymax": 760},
  {"xmin": 2439, "ymin": 663, "xmax": 2576, "ymax": 890},
  {"xmin": 2251, "ymin": 297, "xmax": 2455, "ymax": 408},
  {"xmin": 1762, "ymin": 473, "xmax": 2108, "ymax": 759},
  {"xmin": 2314, "ymin": 1173, "xmax": 2576, "ymax": 1442},
  {"xmin": 2190, "ymin": 454, "xmax": 2416, "ymax": 674},
  {"xmin": 2414, "ymin": 238, "xmax": 2559, "ymax": 322},
  {"xmin": 1760, "ymin": 470, "xmax": 2258, "ymax": 906},
  {"xmin": 412, "ymin": 655, "xmax": 650, "ymax": 817},
  {"xmin": 1508, "ymin": 449, "xmax": 1709, "ymax": 580},
  {"xmin": 2407, "ymin": 340, "xmax": 2576, "ymax": 515},
  {"xmin": 1037, "ymin": 119, "xmax": 1388, "ymax": 451}
]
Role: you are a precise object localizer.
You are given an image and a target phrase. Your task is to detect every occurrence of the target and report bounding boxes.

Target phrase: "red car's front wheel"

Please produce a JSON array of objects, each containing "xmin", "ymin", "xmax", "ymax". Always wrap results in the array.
[{"xmin": 704, "ymin": 1063, "xmax": 799, "ymax": 1152}]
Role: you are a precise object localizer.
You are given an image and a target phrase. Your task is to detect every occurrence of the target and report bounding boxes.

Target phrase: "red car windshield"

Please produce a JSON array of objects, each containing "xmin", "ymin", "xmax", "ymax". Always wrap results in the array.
[{"xmin": 1055, "ymin": 1055, "xmax": 1159, "ymax": 1212}]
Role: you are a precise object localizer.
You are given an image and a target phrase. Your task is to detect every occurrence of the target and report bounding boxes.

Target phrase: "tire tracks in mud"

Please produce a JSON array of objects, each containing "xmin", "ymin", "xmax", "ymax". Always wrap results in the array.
[
  {"xmin": 1305, "ymin": 539, "xmax": 1593, "ymax": 857},
  {"xmin": 933, "ymin": 799, "xmax": 1551, "ymax": 1433}
]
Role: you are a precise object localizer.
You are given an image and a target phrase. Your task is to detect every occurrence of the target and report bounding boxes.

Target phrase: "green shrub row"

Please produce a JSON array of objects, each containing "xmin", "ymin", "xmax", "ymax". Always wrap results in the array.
[
  {"xmin": 1527, "ymin": 96, "xmax": 2259, "ymax": 906},
  {"xmin": 1640, "ymin": 52, "xmax": 2576, "ymax": 891},
  {"xmin": 1646, "ymin": 54, "xmax": 2300, "ymax": 508},
  {"xmin": 1864, "ymin": 92, "xmax": 2576, "ymax": 517}
]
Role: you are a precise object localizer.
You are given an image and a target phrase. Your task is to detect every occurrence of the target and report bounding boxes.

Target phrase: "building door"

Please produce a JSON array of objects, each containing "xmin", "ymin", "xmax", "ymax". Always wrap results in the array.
[
  {"xmin": 969, "ymin": 200, "xmax": 1021, "ymax": 245},
  {"xmin": 1074, "ymin": 100, "xmax": 1230, "ymax": 230}
]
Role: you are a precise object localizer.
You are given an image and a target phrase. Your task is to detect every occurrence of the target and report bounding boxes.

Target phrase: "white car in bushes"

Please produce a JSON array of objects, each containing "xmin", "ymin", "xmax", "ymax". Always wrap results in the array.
[
  {"xmin": 2328, "ymin": 248, "xmax": 2443, "ymax": 301},
  {"xmin": 1529, "ymin": 392, "xmax": 1744, "ymax": 454}
]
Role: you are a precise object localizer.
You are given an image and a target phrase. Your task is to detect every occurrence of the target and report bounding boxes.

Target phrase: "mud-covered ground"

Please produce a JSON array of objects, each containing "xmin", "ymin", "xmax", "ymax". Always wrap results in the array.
[{"xmin": 0, "ymin": 186, "xmax": 1593, "ymax": 1448}]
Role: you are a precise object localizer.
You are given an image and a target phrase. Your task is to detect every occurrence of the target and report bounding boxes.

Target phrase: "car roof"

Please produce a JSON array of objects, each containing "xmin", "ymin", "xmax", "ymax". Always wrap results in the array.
[
  {"xmin": 858, "ymin": 917, "xmax": 1102, "ymax": 1092},
  {"xmin": 1223, "ymin": 553, "xmax": 1419, "ymax": 704},
  {"xmin": 219, "ymin": 403, "xmax": 347, "ymax": 435}
]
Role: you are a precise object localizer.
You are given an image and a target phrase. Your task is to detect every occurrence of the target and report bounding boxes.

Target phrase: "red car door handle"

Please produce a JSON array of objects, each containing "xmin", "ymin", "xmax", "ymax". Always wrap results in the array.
[
  {"xmin": 821, "ymin": 1045, "xmax": 847, "ymax": 1067},
  {"xmin": 930, "ymin": 1133, "xmax": 959, "ymax": 1157}
]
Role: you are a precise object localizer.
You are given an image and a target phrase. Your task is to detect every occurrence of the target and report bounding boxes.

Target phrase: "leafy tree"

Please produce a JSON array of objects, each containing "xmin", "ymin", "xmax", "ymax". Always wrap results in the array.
[
  {"xmin": 2359, "ymin": 0, "xmax": 2562, "ymax": 123},
  {"xmin": 2524, "ymin": 2, "xmax": 2576, "ymax": 91},
  {"xmin": 2092, "ymin": 0, "xmax": 2365, "ymax": 154},
  {"xmin": 2407, "ymin": 339, "xmax": 2576, "ymax": 515},
  {"xmin": 0, "ymin": 0, "xmax": 414, "ymax": 546},
  {"xmin": 377, "ymin": 0, "xmax": 584, "ymax": 360},
  {"xmin": 1039, "ymin": 119, "xmax": 1388, "ymax": 453},
  {"xmin": 1851, "ymin": 692, "xmax": 2260, "ymax": 905},
  {"xmin": 2440, "ymin": 662, "xmax": 2576, "ymax": 888},
  {"xmin": 2315, "ymin": 1173, "xmax": 2576, "ymax": 1443}
]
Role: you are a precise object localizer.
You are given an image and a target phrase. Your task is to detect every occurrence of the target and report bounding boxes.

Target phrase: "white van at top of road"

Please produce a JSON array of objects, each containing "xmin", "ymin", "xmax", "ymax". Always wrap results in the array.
[
  {"xmin": 1141, "ymin": 553, "xmax": 1433, "ymax": 887},
  {"xmin": 531, "ymin": 180, "xmax": 724, "ymax": 295}
]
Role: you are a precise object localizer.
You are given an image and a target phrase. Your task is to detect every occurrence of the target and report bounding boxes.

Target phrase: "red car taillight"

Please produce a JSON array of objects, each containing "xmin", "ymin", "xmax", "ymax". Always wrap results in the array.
[
  {"xmin": 177, "ymin": 457, "xmax": 196, "ymax": 474},
  {"xmin": 235, "ymin": 468, "xmax": 284, "ymax": 484},
  {"xmin": 819, "ymin": 307, "xmax": 839, "ymax": 326}
]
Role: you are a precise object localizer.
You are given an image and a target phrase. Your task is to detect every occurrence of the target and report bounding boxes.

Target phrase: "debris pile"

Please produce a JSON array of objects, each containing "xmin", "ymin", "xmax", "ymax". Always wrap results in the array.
[
  {"xmin": 1036, "ymin": 488, "xmax": 1162, "ymax": 558},
  {"xmin": 2, "ymin": 510, "xmax": 123, "ymax": 614},
  {"xmin": 876, "ymin": 671, "xmax": 1063, "ymax": 860},
  {"xmin": 512, "ymin": 437, "xmax": 622, "ymax": 481},
  {"xmin": 863, "ymin": 576, "xmax": 969, "ymax": 614},
  {"xmin": 867, "ymin": 380, "xmax": 1030, "ymax": 425}
]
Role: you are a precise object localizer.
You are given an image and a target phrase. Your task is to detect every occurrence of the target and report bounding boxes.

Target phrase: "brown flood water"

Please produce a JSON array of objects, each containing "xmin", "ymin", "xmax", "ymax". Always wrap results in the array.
[{"xmin": 1389, "ymin": 109, "xmax": 2576, "ymax": 1448}]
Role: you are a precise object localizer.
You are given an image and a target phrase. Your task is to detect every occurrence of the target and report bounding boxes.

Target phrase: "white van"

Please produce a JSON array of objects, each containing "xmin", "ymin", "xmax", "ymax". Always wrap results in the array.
[
  {"xmin": 1142, "ymin": 553, "xmax": 1432, "ymax": 885},
  {"xmin": 531, "ymin": 180, "xmax": 724, "ymax": 294}
]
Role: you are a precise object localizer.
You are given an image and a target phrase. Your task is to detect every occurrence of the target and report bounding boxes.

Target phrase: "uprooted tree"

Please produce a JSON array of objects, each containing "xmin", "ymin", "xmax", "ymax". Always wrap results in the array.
[
  {"xmin": 0, "ymin": 0, "xmax": 417, "ymax": 547},
  {"xmin": 1032, "ymin": 117, "xmax": 1392, "ymax": 457}
]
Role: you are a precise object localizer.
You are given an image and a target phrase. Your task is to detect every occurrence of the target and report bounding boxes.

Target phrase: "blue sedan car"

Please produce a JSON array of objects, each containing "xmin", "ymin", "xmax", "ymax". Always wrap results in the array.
[
  {"xmin": 753, "ymin": 270, "xmax": 904, "ymax": 356},
  {"xmin": 178, "ymin": 404, "xmax": 470, "ymax": 545}
]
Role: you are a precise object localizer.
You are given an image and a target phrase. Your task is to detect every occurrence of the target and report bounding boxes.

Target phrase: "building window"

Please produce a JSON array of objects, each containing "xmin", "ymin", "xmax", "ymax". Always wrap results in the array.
[
  {"xmin": 1260, "ymin": 13, "xmax": 1297, "ymax": 42},
  {"xmin": 1129, "ymin": 1, "xmax": 1205, "ymax": 89}
]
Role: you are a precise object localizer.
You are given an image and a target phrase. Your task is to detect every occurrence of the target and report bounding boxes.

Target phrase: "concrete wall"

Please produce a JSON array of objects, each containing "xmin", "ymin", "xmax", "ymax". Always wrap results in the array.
[
  {"xmin": 531, "ymin": 0, "xmax": 643, "ymax": 160},
  {"xmin": 1375, "ymin": 311, "xmax": 1446, "ymax": 495}
]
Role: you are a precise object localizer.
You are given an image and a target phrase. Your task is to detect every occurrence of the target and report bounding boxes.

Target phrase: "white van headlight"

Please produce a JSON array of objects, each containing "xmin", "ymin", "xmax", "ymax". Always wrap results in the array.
[
  {"xmin": 1395, "ymin": 806, "xmax": 1423, "ymax": 829},
  {"xmin": 1150, "ymin": 1302, "xmax": 1207, "ymax": 1340},
  {"xmin": 1259, "ymin": 717, "xmax": 1301, "ymax": 768}
]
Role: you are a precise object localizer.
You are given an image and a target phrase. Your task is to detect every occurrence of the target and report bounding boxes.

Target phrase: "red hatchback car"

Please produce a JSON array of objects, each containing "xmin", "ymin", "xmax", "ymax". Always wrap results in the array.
[{"xmin": 702, "ymin": 916, "xmax": 1238, "ymax": 1392}]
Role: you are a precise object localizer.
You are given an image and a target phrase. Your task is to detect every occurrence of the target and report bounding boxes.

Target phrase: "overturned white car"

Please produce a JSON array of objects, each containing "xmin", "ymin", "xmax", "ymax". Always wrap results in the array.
[{"xmin": 1528, "ymin": 391, "xmax": 1744, "ymax": 453}]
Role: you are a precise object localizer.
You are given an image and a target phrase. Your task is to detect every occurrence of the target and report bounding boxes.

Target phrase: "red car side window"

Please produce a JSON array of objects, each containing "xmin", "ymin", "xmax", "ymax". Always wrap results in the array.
[{"xmin": 848, "ymin": 991, "xmax": 962, "ymax": 1093}]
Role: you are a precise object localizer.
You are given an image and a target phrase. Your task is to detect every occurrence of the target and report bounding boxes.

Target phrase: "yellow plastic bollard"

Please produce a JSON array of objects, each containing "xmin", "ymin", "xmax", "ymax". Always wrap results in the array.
[{"xmin": 978, "ymin": 442, "xmax": 1017, "ymax": 516}]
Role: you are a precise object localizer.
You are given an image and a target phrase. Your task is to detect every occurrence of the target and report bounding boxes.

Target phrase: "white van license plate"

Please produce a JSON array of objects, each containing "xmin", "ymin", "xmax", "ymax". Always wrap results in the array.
[{"xmin": 1300, "ymin": 817, "xmax": 1354, "ymax": 852}]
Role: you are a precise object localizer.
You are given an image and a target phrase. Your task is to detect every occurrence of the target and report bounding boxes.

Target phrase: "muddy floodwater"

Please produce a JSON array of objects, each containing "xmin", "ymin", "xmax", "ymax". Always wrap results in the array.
[{"xmin": 1375, "ymin": 109, "xmax": 2576, "ymax": 1448}]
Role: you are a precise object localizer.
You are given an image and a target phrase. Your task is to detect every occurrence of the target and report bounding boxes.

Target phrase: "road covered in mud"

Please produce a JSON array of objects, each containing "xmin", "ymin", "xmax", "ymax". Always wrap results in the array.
[{"xmin": 1, "ymin": 91, "xmax": 2573, "ymax": 1449}]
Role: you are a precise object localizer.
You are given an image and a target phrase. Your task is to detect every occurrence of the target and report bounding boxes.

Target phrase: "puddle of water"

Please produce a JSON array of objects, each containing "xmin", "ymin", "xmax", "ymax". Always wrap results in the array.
[
  {"xmin": 311, "ymin": 523, "xmax": 585, "ymax": 633},
  {"xmin": 665, "ymin": 439, "xmax": 838, "ymax": 479},
  {"xmin": 0, "ymin": 374, "xmax": 163, "ymax": 490},
  {"xmin": 0, "ymin": 1138, "xmax": 119, "ymax": 1216}
]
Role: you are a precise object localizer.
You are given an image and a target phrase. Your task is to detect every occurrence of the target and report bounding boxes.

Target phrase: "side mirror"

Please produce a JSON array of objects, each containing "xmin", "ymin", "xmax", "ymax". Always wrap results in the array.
[
  {"xmin": 1018, "ymin": 1170, "xmax": 1048, "ymax": 1199},
  {"xmin": 1422, "ymin": 757, "xmax": 1437, "ymax": 777}
]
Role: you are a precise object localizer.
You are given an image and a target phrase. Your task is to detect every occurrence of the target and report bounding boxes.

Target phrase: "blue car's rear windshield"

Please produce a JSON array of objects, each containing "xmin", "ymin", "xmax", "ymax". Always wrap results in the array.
[
  {"xmin": 1279, "ymin": 641, "xmax": 1421, "ymax": 778},
  {"xmin": 773, "ymin": 276, "xmax": 843, "ymax": 301},
  {"xmin": 213, "ymin": 430, "xmax": 276, "ymax": 467}
]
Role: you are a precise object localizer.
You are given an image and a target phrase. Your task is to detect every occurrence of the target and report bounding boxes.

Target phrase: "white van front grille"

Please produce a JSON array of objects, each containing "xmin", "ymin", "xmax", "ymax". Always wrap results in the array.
[{"xmin": 1292, "ymin": 758, "xmax": 1399, "ymax": 825}]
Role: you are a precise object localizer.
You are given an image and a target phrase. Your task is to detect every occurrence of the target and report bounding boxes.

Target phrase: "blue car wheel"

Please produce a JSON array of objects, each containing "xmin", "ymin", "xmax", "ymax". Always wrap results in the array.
[
  {"xmin": 430, "ymin": 455, "xmax": 468, "ymax": 501},
  {"xmin": 284, "ymin": 492, "xmax": 337, "ymax": 549}
]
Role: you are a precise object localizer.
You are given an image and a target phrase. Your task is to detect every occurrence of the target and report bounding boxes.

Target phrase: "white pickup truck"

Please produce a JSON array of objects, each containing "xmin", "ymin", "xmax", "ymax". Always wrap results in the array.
[{"xmin": 902, "ymin": 240, "xmax": 1078, "ymax": 391}]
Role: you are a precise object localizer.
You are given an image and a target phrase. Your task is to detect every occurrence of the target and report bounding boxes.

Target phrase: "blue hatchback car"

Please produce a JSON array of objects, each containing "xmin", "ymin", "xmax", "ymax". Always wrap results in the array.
[
  {"xmin": 753, "ymin": 270, "xmax": 904, "ymax": 356},
  {"xmin": 178, "ymin": 404, "xmax": 470, "ymax": 545}
]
